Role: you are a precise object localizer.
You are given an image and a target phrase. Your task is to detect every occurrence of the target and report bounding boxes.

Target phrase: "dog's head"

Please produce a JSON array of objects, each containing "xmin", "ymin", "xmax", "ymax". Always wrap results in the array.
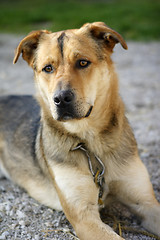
[{"xmin": 14, "ymin": 22, "xmax": 127, "ymax": 133}]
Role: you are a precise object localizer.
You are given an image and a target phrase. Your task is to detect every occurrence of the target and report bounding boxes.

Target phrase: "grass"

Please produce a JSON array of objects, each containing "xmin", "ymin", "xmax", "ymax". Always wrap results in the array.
[{"xmin": 0, "ymin": 0, "xmax": 160, "ymax": 40}]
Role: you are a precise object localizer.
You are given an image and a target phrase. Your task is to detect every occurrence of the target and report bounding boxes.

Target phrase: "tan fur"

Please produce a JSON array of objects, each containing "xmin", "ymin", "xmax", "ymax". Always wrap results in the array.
[{"xmin": 1, "ymin": 22, "xmax": 159, "ymax": 239}]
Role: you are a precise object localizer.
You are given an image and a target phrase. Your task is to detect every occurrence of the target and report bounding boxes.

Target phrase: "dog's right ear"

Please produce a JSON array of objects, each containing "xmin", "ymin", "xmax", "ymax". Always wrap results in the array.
[{"xmin": 13, "ymin": 30, "xmax": 50, "ymax": 67}]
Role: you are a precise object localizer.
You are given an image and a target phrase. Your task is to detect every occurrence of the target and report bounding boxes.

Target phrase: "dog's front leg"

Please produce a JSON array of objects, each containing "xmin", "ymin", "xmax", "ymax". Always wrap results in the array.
[
  {"xmin": 52, "ymin": 164, "xmax": 123, "ymax": 240},
  {"xmin": 112, "ymin": 156, "xmax": 160, "ymax": 237}
]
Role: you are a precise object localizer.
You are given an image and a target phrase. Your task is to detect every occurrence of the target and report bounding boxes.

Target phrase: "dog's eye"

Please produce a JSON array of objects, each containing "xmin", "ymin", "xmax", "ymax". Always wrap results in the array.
[
  {"xmin": 76, "ymin": 60, "xmax": 91, "ymax": 69},
  {"xmin": 42, "ymin": 64, "xmax": 54, "ymax": 73}
]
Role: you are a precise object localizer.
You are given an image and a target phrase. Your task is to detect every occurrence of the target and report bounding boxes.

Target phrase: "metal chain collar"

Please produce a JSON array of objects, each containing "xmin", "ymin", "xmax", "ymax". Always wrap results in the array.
[{"xmin": 71, "ymin": 143, "xmax": 105, "ymax": 205}]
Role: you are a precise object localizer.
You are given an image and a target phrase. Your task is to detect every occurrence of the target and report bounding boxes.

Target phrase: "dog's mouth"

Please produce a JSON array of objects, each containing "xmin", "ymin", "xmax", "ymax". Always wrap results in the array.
[
  {"xmin": 61, "ymin": 113, "xmax": 74, "ymax": 121},
  {"xmin": 85, "ymin": 106, "xmax": 93, "ymax": 118},
  {"xmin": 57, "ymin": 106, "xmax": 93, "ymax": 122}
]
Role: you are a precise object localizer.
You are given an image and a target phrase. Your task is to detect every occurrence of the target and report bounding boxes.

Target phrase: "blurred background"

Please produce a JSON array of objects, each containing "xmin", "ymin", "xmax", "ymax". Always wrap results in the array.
[{"xmin": 0, "ymin": 0, "xmax": 160, "ymax": 40}]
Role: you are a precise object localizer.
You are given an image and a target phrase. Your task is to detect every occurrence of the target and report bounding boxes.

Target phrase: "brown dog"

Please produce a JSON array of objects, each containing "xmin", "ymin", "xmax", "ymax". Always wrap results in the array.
[{"xmin": 0, "ymin": 22, "xmax": 160, "ymax": 240}]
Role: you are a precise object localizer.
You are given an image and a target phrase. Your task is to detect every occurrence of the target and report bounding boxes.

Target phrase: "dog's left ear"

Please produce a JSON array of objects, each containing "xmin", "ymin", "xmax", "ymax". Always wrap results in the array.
[
  {"xmin": 13, "ymin": 30, "xmax": 50, "ymax": 66},
  {"xmin": 83, "ymin": 22, "xmax": 128, "ymax": 51}
]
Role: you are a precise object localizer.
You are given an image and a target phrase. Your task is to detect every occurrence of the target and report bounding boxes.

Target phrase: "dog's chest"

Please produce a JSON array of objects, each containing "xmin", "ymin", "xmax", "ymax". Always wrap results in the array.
[{"xmin": 71, "ymin": 143, "xmax": 110, "ymax": 206}]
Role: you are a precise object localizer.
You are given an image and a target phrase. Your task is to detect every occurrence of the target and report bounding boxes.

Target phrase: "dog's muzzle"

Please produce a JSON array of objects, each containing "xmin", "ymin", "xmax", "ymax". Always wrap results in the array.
[{"xmin": 53, "ymin": 90, "xmax": 92, "ymax": 121}]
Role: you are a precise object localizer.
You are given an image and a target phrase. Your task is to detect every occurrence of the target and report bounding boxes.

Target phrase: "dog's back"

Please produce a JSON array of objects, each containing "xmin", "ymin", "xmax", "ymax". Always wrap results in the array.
[{"xmin": 0, "ymin": 96, "xmax": 40, "ymax": 178}]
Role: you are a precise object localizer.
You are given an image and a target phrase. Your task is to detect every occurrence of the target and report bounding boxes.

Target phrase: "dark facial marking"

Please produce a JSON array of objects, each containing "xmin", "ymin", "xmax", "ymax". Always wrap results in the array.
[
  {"xmin": 100, "ymin": 112, "xmax": 118, "ymax": 135},
  {"xmin": 57, "ymin": 32, "xmax": 65, "ymax": 58},
  {"xmin": 110, "ymin": 112, "xmax": 118, "ymax": 127}
]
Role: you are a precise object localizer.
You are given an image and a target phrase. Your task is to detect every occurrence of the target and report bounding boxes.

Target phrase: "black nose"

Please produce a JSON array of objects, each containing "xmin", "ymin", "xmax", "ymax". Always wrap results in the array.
[{"xmin": 53, "ymin": 90, "xmax": 74, "ymax": 107}]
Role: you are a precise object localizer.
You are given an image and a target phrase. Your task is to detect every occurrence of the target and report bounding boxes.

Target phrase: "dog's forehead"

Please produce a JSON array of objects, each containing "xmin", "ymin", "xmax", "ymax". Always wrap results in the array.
[
  {"xmin": 38, "ymin": 29, "xmax": 101, "ymax": 62},
  {"xmin": 49, "ymin": 29, "xmax": 94, "ymax": 47}
]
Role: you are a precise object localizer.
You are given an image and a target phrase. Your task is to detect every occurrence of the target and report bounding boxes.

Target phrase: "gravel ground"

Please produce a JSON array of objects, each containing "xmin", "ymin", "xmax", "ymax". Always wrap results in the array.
[{"xmin": 0, "ymin": 34, "xmax": 160, "ymax": 240}]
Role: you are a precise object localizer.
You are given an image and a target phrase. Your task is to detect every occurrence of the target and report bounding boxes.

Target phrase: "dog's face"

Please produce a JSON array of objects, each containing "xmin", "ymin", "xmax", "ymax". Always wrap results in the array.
[
  {"xmin": 14, "ymin": 22, "xmax": 127, "ymax": 132},
  {"xmin": 35, "ymin": 29, "xmax": 101, "ymax": 122}
]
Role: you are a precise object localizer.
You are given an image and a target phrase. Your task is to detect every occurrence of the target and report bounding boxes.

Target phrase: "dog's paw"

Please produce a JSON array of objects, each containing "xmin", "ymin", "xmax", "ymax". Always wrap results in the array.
[{"xmin": 142, "ymin": 204, "xmax": 160, "ymax": 237}]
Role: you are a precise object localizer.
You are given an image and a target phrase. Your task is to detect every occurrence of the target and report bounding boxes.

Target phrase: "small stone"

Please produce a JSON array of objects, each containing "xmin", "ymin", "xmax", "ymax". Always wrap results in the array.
[
  {"xmin": 19, "ymin": 220, "xmax": 25, "ymax": 226},
  {"xmin": 0, "ymin": 231, "xmax": 9, "ymax": 240},
  {"xmin": 16, "ymin": 210, "xmax": 25, "ymax": 219},
  {"xmin": 34, "ymin": 235, "xmax": 40, "ymax": 240},
  {"xmin": 19, "ymin": 219, "xmax": 30, "ymax": 227}
]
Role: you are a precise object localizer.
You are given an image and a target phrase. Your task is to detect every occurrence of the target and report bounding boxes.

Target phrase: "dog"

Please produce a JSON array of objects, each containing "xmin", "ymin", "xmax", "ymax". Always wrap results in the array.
[{"xmin": 0, "ymin": 22, "xmax": 160, "ymax": 240}]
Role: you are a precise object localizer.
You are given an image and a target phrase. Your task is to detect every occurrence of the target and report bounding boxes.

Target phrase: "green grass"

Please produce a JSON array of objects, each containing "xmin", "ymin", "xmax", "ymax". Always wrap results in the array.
[{"xmin": 0, "ymin": 0, "xmax": 160, "ymax": 40}]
